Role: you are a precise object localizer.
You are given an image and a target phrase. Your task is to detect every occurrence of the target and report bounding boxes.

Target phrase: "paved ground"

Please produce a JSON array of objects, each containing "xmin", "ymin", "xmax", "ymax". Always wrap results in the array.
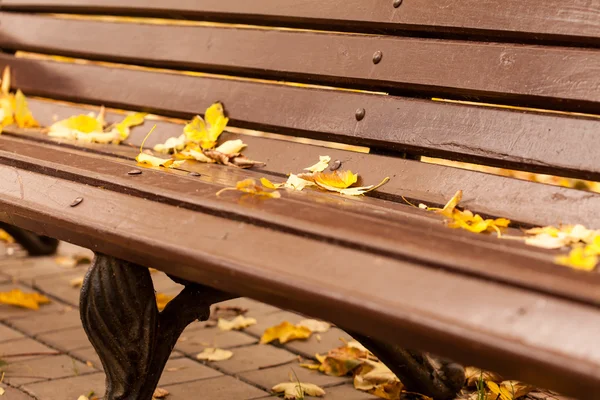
[{"xmin": 0, "ymin": 242, "xmax": 377, "ymax": 399}]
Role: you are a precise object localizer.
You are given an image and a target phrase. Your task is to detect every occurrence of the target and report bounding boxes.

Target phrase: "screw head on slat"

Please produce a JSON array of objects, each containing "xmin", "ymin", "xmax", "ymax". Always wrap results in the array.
[
  {"xmin": 330, "ymin": 160, "xmax": 342, "ymax": 171},
  {"xmin": 70, "ymin": 197, "xmax": 84, "ymax": 207},
  {"xmin": 372, "ymin": 51, "xmax": 383, "ymax": 64},
  {"xmin": 127, "ymin": 169, "xmax": 142, "ymax": 175},
  {"xmin": 393, "ymin": 0, "xmax": 403, "ymax": 8},
  {"xmin": 355, "ymin": 108, "xmax": 366, "ymax": 121},
  {"xmin": 188, "ymin": 172, "xmax": 201, "ymax": 177}
]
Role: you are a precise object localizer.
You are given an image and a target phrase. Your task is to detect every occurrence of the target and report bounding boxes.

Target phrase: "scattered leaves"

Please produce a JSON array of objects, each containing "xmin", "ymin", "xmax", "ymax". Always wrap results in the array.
[
  {"xmin": 555, "ymin": 245, "xmax": 599, "ymax": 271},
  {"xmin": 217, "ymin": 178, "xmax": 281, "ymax": 199},
  {"xmin": 0, "ymin": 67, "xmax": 39, "ymax": 131},
  {"xmin": 260, "ymin": 321, "xmax": 312, "ymax": 344},
  {"xmin": 272, "ymin": 382, "xmax": 325, "ymax": 399},
  {"xmin": 0, "ymin": 289, "xmax": 50, "ymax": 310},
  {"xmin": 196, "ymin": 348, "xmax": 233, "ymax": 361},
  {"xmin": 217, "ymin": 315, "xmax": 257, "ymax": 331},
  {"xmin": 297, "ymin": 319, "xmax": 330, "ymax": 333},
  {"xmin": 156, "ymin": 293, "xmax": 174, "ymax": 311},
  {"xmin": 304, "ymin": 156, "xmax": 331, "ymax": 173},
  {"xmin": 302, "ymin": 343, "xmax": 369, "ymax": 377}
]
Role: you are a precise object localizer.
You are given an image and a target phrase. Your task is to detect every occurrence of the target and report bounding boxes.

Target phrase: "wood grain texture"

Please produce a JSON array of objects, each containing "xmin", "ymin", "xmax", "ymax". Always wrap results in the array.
[
  {"xmin": 2, "ymin": 55, "xmax": 600, "ymax": 180},
  {"xmin": 1, "ymin": 164, "xmax": 600, "ymax": 398},
  {"xmin": 1, "ymin": 13, "xmax": 600, "ymax": 112},
  {"xmin": 3, "ymin": 0, "xmax": 600, "ymax": 45}
]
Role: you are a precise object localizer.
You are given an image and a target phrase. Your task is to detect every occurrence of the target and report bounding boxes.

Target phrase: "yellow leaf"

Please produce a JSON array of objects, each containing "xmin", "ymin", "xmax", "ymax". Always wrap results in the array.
[
  {"xmin": 304, "ymin": 344, "xmax": 368, "ymax": 377},
  {"xmin": 14, "ymin": 90, "xmax": 39, "ymax": 128},
  {"xmin": 49, "ymin": 110, "xmax": 114, "ymax": 143},
  {"xmin": 439, "ymin": 190, "xmax": 462, "ymax": 218},
  {"xmin": 196, "ymin": 347, "xmax": 233, "ymax": 361},
  {"xmin": 260, "ymin": 177, "xmax": 283, "ymax": 190},
  {"xmin": 114, "ymin": 112, "xmax": 146, "ymax": 139},
  {"xmin": 0, "ymin": 289, "xmax": 51, "ymax": 310},
  {"xmin": 215, "ymin": 139, "xmax": 246, "ymax": 156},
  {"xmin": 272, "ymin": 382, "xmax": 325, "ymax": 399},
  {"xmin": 217, "ymin": 315, "xmax": 257, "ymax": 331},
  {"xmin": 354, "ymin": 360, "xmax": 403, "ymax": 400},
  {"xmin": 486, "ymin": 380, "xmax": 534, "ymax": 400},
  {"xmin": 555, "ymin": 246, "xmax": 598, "ymax": 271},
  {"xmin": 77, "ymin": 396, "xmax": 89, "ymax": 400},
  {"xmin": 524, "ymin": 233, "xmax": 569, "ymax": 249},
  {"xmin": 0, "ymin": 229, "xmax": 14, "ymax": 243},
  {"xmin": 70, "ymin": 276, "xmax": 85, "ymax": 288},
  {"xmin": 1, "ymin": 66, "xmax": 10, "ymax": 95},
  {"xmin": 304, "ymin": 156, "xmax": 331, "ymax": 173},
  {"xmin": 136, "ymin": 152, "xmax": 183, "ymax": 169},
  {"xmin": 285, "ymin": 174, "xmax": 317, "ymax": 191},
  {"xmin": 0, "ymin": 387, "xmax": 5, "ymax": 396},
  {"xmin": 216, "ymin": 179, "xmax": 281, "ymax": 199},
  {"xmin": 184, "ymin": 103, "xmax": 229, "ymax": 150},
  {"xmin": 152, "ymin": 387, "xmax": 169, "ymax": 399},
  {"xmin": 156, "ymin": 293, "xmax": 174, "ymax": 311},
  {"xmin": 464, "ymin": 367, "xmax": 503, "ymax": 387},
  {"xmin": 311, "ymin": 170, "xmax": 358, "ymax": 189},
  {"xmin": 153, "ymin": 134, "xmax": 187, "ymax": 153},
  {"xmin": 297, "ymin": 319, "xmax": 330, "ymax": 333},
  {"xmin": 260, "ymin": 321, "xmax": 312, "ymax": 344}
]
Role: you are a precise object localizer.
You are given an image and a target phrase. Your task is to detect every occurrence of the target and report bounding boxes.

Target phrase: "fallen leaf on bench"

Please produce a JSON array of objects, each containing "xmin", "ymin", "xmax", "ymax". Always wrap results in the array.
[
  {"xmin": 521, "ymin": 224, "xmax": 600, "ymax": 250},
  {"xmin": 301, "ymin": 170, "xmax": 390, "ymax": 196},
  {"xmin": 0, "ymin": 67, "xmax": 39, "ymax": 131},
  {"xmin": 298, "ymin": 319, "xmax": 330, "ymax": 333},
  {"xmin": 261, "ymin": 321, "xmax": 312, "ymax": 344},
  {"xmin": 464, "ymin": 367, "xmax": 502, "ymax": 387},
  {"xmin": 14, "ymin": 90, "xmax": 39, "ymax": 128},
  {"xmin": 218, "ymin": 315, "xmax": 257, "ymax": 331},
  {"xmin": 438, "ymin": 190, "xmax": 462, "ymax": 217},
  {"xmin": 156, "ymin": 293, "xmax": 174, "ymax": 311},
  {"xmin": 0, "ymin": 289, "xmax": 51, "ymax": 310},
  {"xmin": 272, "ymin": 382, "xmax": 325, "ymax": 399},
  {"xmin": 448, "ymin": 210, "xmax": 510, "ymax": 236},
  {"xmin": 179, "ymin": 146, "xmax": 216, "ymax": 163},
  {"xmin": 153, "ymin": 134, "xmax": 187, "ymax": 153},
  {"xmin": 216, "ymin": 179, "xmax": 281, "ymax": 199},
  {"xmin": 0, "ymin": 230, "xmax": 14, "ymax": 243},
  {"xmin": 152, "ymin": 387, "xmax": 169, "ymax": 399},
  {"xmin": 555, "ymin": 246, "xmax": 599, "ymax": 271},
  {"xmin": 196, "ymin": 347, "xmax": 233, "ymax": 361},
  {"xmin": 304, "ymin": 156, "xmax": 331, "ymax": 173},
  {"xmin": 55, "ymin": 254, "xmax": 92, "ymax": 268},
  {"xmin": 216, "ymin": 139, "xmax": 247, "ymax": 156},
  {"xmin": 261, "ymin": 174, "xmax": 316, "ymax": 192},
  {"xmin": 184, "ymin": 103, "xmax": 229, "ymax": 150},
  {"xmin": 486, "ymin": 380, "xmax": 534, "ymax": 400},
  {"xmin": 354, "ymin": 359, "xmax": 404, "ymax": 400},
  {"xmin": 112, "ymin": 112, "xmax": 146, "ymax": 140},
  {"xmin": 70, "ymin": 276, "xmax": 84, "ymax": 288},
  {"xmin": 136, "ymin": 152, "xmax": 184, "ymax": 168}
]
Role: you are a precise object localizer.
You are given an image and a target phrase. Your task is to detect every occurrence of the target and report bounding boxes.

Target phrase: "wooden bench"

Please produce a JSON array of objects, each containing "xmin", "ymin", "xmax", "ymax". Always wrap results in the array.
[{"xmin": 0, "ymin": 1, "xmax": 599, "ymax": 398}]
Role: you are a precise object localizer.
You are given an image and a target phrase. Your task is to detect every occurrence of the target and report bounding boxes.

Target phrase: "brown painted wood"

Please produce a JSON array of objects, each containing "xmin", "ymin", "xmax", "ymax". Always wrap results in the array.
[
  {"xmin": 4, "ymin": 134, "xmax": 600, "ymax": 309},
  {"xmin": 3, "ymin": 0, "xmax": 600, "ymax": 46},
  {"xmin": 2, "ymin": 163, "xmax": 600, "ymax": 399},
  {"xmin": 2, "ymin": 13, "xmax": 600, "ymax": 112},
  {"xmin": 3, "ymin": 55, "xmax": 600, "ymax": 182},
  {"xmin": 14, "ymin": 98, "xmax": 600, "ymax": 229}
]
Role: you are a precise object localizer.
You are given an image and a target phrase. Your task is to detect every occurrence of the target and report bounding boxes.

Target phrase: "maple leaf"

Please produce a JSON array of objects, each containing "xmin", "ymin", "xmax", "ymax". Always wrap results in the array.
[
  {"xmin": 0, "ymin": 289, "xmax": 51, "ymax": 310},
  {"xmin": 216, "ymin": 179, "xmax": 281, "ymax": 199},
  {"xmin": 184, "ymin": 103, "xmax": 229, "ymax": 150},
  {"xmin": 260, "ymin": 321, "xmax": 312, "ymax": 344},
  {"xmin": 217, "ymin": 315, "xmax": 257, "ymax": 331},
  {"xmin": 304, "ymin": 156, "xmax": 331, "ymax": 173},
  {"xmin": 196, "ymin": 348, "xmax": 233, "ymax": 361},
  {"xmin": 354, "ymin": 359, "xmax": 404, "ymax": 400},
  {"xmin": 155, "ymin": 293, "xmax": 174, "ymax": 311},
  {"xmin": 272, "ymin": 382, "xmax": 325, "ymax": 399}
]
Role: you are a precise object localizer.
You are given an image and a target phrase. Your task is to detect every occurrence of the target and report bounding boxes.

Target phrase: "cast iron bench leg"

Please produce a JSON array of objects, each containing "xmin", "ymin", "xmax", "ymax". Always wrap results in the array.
[
  {"xmin": 0, "ymin": 222, "xmax": 59, "ymax": 256},
  {"xmin": 79, "ymin": 254, "xmax": 233, "ymax": 400},
  {"xmin": 80, "ymin": 254, "xmax": 464, "ymax": 400}
]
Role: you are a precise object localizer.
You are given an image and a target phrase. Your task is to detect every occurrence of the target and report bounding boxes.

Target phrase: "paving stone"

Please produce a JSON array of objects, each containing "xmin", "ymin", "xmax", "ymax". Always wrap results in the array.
[
  {"xmin": 315, "ymin": 383, "xmax": 379, "ymax": 399},
  {"xmin": 56, "ymin": 242, "xmax": 93, "ymax": 258},
  {"xmin": 163, "ymin": 375, "xmax": 267, "ymax": 399},
  {"xmin": 244, "ymin": 311, "xmax": 305, "ymax": 338},
  {"xmin": 71, "ymin": 347, "xmax": 185, "ymax": 371},
  {"xmin": 0, "ymin": 282, "xmax": 65, "ymax": 320},
  {"xmin": 151, "ymin": 272, "xmax": 184, "ymax": 294},
  {"xmin": 30, "ymin": 270, "xmax": 85, "ymax": 306},
  {"xmin": 0, "ymin": 338, "xmax": 56, "ymax": 362},
  {"xmin": 239, "ymin": 362, "xmax": 349, "ymax": 391},
  {"xmin": 215, "ymin": 298, "xmax": 281, "ymax": 318},
  {"xmin": 158, "ymin": 357, "xmax": 222, "ymax": 387},
  {"xmin": 2, "ymin": 354, "xmax": 95, "ymax": 387},
  {"xmin": 7, "ymin": 306, "xmax": 81, "ymax": 335},
  {"xmin": 284, "ymin": 327, "xmax": 353, "ymax": 359},
  {"xmin": 0, "ymin": 382, "xmax": 35, "ymax": 399},
  {"xmin": 209, "ymin": 344, "xmax": 298, "ymax": 375},
  {"xmin": 37, "ymin": 327, "xmax": 92, "ymax": 351},
  {"xmin": 0, "ymin": 322, "xmax": 25, "ymax": 342},
  {"xmin": 0, "ymin": 257, "xmax": 82, "ymax": 284},
  {"xmin": 22, "ymin": 372, "xmax": 106, "ymax": 400},
  {"xmin": 176, "ymin": 326, "xmax": 257, "ymax": 355}
]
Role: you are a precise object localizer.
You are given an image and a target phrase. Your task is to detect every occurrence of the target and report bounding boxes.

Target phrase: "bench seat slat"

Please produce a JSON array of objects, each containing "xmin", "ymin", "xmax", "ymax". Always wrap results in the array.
[
  {"xmin": 3, "ymin": 0, "xmax": 600, "ymax": 45},
  {"xmin": 2, "ymin": 135, "xmax": 600, "ymax": 308},
  {"xmin": 2, "ymin": 55, "xmax": 600, "ymax": 182},
  {"xmin": 1, "ymin": 161, "xmax": 600, "ymax": 399},
  {"xmin": 15, "ymin": 98, "xmax": 600, "ymax": 229},
  {"xmin": 1, "ymin": 13, "xmax": 600, "ymax": 112}
]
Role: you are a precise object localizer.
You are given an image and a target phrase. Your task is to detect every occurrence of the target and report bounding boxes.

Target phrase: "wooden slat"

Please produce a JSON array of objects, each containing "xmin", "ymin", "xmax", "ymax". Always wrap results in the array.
[
  {"xmin": 4, "ymin": 134, "xmax": 600, "ymax": 308},
  {"xmin": 3, "ymin": 55, "xmax": 600, "ymax": 182},
  {"xmin": 3, "ymin": 0, "xmax": 600, "ymax": 45},
  {"xmin": 2, "ymin": 161, "xmax": 600, "ymax": 398},
  {"xmin": 2, "ymin": 14, "xmax": 600, "ymax": 112}
]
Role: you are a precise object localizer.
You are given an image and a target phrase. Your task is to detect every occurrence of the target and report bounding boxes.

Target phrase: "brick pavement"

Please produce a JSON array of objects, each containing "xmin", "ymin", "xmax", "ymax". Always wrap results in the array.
[{"xmin": 0, "ymin": 241, "xmax": 376, "ymax": 399}]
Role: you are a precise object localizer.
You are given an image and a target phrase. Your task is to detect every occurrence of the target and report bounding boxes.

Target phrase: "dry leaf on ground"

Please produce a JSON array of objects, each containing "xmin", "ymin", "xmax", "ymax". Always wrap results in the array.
[
  {"xmin": 217, "ymin": 315, "xmax": 257, "ymax": 331},
  {"xmin": 297, "ymin": 319, "xmax": 330, "ymax": 333},
  {"xmin": 217, "ymin": 178, "xmax": 281, "ymax": 199},
  {"xmin": 196, "ymin": 348, "xmax": 233, "ymax": 361},
  {"xmin": 260, "ymin": 321, "xmax": 312, "ymax": 344},
  {"xmin": 354, "ymin": 359, "xmax": 404, "ymax": 400},
  {"xmin": 464, "ymin": 367, "xmax": 503, "ymax": 387},
  {"xmin": 0, "ymin": 387, "xmax": 5, "ymax": 396},
  {"xmin": 486, "ymin": 381, "xmax": 534, "ymax": 400},
  {"xmin": 0, "ymin": 289, "xmax": 51, "ymax": 310},
  {"xmin": 156, "ymin": 293, "xmax": 174, "ymax": 311},
  {"xmin": 304, "ymin": 156, "xmax": 331, "ymax": 173},
  {"xmin": 152, "ymin": 387, "xmax": 169, "ymax": 399},
  {"xmin": 302, "ymin": 344, "xmax": 368, "ymax": 377},
  {"xmin": 0, "ymin": 230, "xmax": 14, "ymax": 244},
  {"xmin": 272, "ymin": 382, "xmax": 325, "ymax": 399}
]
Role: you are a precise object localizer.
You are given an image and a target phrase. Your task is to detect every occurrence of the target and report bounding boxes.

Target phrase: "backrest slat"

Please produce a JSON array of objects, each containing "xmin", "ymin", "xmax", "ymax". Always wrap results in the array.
[
  {"xmin": 4, "ymin": 0, "xmax": 600, "ymax": 45},
  {"xmin": 1, "ymin": 13, "xmax": 599, "ymax": 112}
]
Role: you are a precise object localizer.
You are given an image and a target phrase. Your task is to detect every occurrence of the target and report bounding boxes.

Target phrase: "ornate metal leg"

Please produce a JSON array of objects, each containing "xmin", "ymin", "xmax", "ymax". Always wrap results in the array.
[
  {"xmin": 80, "ymin": 253, "xmax": 232, "ymax": 400},
  {"xmin": 0, "ymin": 222, "xmax": 59, "ymax": 256},
  {"xmin": 352, "ymin": 332, "xmax": 465, "ymax": 400}
]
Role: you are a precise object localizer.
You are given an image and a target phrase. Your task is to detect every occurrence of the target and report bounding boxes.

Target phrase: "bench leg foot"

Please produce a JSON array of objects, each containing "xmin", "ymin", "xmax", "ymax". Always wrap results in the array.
[
  {"xmin": 0, "ymin": 223, "xmax": 59, "ymax": 256},
  {"xmin": 352, "ymin": 333, "xmax": 465, "ymax": 400},
  {"xmin": 80, "ymin": 253, "xmax": 231, "ymax": 400}
]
